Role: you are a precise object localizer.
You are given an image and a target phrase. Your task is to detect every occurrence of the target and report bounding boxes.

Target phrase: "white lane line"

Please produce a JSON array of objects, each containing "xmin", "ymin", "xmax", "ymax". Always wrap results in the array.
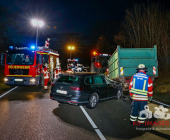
[
  {"xmin": 95, "ymin": 129, "xmax": 107, "ymax": 140},
  {"xmin": 0, "ymin": 86, "xmax": 18, "ymax": 98},
  {"xmin": 80, "ymin": 106, "xmax": 106, "ymax": 140},
  {"xmin": 152, "ymin": 99, "xmax": 170, "ymax": 108}
]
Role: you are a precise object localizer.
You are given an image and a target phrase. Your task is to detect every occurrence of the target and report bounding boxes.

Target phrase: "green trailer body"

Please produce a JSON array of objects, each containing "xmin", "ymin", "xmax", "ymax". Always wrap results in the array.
[{"xmin": 108, "ymin": 45, "xmax": 158, "ymax": 90}]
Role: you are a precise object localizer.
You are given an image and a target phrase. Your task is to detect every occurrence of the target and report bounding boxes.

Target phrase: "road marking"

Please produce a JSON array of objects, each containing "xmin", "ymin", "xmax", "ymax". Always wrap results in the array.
[
  {"xmin": 0, "ymin": 86, "xmax": 18, "ymax": 98},
  {"xmin": 152, "ymin": 99, "xmax": 170, "ymax": 108},
  {"xmin": 80, "ymin": 106, "xmax": 106, "ymax": 140},
  {"xmin": 95, "ymin": 129, "xmax": 107, "ymax": 140}
]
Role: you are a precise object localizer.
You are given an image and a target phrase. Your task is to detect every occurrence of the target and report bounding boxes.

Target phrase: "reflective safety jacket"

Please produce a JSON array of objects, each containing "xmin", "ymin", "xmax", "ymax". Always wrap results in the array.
[
  {"xmin": 43, "ymin": 68, "xmax": 49, "ymax": 79},
  {"xmin": 129, "ymin": 71, "xmax": 153, "ymax": 101},
  {"xmin": 54, "ymin": 67, "xmax": 61, "ymax": 79}
]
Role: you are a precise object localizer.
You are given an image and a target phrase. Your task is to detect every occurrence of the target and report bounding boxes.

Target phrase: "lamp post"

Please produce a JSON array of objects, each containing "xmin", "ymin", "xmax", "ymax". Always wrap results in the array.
[
  {"xmin": 68, "ymin": 46, "xmax": 75, "ymax": 59},
  {"xmin": 31, "ymin": 19, "xmax": 44, "ymax": 48}
]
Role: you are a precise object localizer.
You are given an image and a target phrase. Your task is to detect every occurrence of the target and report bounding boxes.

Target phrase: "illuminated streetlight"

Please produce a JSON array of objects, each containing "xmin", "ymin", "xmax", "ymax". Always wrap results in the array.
[
  {"xmin": 31, "ymin": 19, "xmax": 44, "ymax": 48},
  {"xmin": 68, "ymin": 46, "xmax": 75, "ymax": 59}
]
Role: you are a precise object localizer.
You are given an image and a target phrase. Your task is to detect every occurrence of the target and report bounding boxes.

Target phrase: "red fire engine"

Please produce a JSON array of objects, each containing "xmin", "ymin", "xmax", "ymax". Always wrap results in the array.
[
  {"xmin": 90, "ymin": 51, "xmax": 111, "ymax": 74},
  {"xmin": 1, "ymin": 45, "xmax": 60, "ymax": 89}
]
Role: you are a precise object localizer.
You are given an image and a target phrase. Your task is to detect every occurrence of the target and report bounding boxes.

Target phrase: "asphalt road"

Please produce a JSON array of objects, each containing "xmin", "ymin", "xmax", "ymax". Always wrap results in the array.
[{"xmin": 0, "ymin": 86, "xmax": 170, "ymax": 140}]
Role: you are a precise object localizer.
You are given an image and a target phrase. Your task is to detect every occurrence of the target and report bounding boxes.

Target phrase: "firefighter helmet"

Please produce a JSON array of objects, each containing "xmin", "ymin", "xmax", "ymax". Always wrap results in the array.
[{"xmin": 136, "ymin": 64, "xmax": 148, "ymax": 71}]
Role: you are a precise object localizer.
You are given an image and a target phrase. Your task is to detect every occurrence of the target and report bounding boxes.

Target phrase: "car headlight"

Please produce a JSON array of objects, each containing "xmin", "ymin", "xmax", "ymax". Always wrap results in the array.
[
  {"xmin": 4, "ymin": 78, "xmax": 8, "ymax": 82},
  {"xmin": 30, "ymin": 78, "xmax": 36, "ymax": 83}
]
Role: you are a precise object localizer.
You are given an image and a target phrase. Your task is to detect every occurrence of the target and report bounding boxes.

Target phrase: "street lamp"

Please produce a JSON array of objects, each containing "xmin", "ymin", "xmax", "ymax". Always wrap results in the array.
[
  {"xmin": 31, "ymin": 19, "xmax": 44, "ymax": 48},
  {"xmin": 68, "ymin": 46, "xmax": 75, "ymax": 59}
]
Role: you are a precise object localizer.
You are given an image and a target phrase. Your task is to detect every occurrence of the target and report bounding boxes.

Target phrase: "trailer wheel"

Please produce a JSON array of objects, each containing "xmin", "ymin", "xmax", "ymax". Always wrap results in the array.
[{"xmin": 38, "ymin": 74, "xmax": 44, "ymax": 89}]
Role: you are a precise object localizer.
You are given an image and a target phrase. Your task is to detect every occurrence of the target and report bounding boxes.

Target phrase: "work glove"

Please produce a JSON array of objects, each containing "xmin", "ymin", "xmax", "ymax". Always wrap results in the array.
[
  {"xmin": 148, "ymin": 96, "xmax": 153, "ymax": 102},
  {"xmin": 130, "ymin": 96, "xmax": 133, "ymax": 102}
]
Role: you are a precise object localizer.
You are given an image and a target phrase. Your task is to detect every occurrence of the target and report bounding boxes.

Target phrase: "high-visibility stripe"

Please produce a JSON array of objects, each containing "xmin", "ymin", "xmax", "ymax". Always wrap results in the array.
[
  {"xmin": 130, "ymin": 118, "xmax": 136, "ymax": 121},
  {"xmin": 143, "ymin": 80, "xmax": 146, "ymax": 90},
  {"xmin": 132, "ymin": 97, "xmax": 148, "ymax": 100},
  {"xmin": 7, "ymin": 75, "xmax": 32, "ymax": 77},
  {"xmin": 153, "ymin": 67, "xmax": 156, "ymax": 75},
  {"xmin": 132, "ymin": 96, "xmax": 148, "ymax": 99},
  {"xmin": 36, "ymin": 75, "xmax": 39, "ymax": 77},
  {"xmin": 131, "ymin": 93, "xmax": 147, "ymax": 96},
  {"xmin": 148, "ymin": 91, "xmax": 153, "ymax": 94},
  {"xmin": 148, "ymin": 83, "xmax": 153, "ymax": 87},
  {"xmin": 130, "ymin": 115, "xmax": 137, "ymax": 119},
  {"xmin": 44, "ymin": 76, "xmax": 49, "ymax": 79},
  {"xmin": 131, "ymin": 88, "xmax": 147, "ymax": 93},
  {"xmin": 138, "ymin": 117, "xmax": 146, "ymax": 120},
  {"xmin": 133, "ymin": 94, "xmax": 148, "ymax": 98},
  {"xmin": 37, "ymin": 52, "xmax": 49, "ymax": 55},
  {"xmin": 133, "ymin": 78, "xmax": 135, "ymax": 88},
  {"xmin": 131, "ymin": 88, "xmax": 147, "ymax": 95},
  {"xmin": 120, "ymin": 67, "xmax": 123, "ymax": 75}
]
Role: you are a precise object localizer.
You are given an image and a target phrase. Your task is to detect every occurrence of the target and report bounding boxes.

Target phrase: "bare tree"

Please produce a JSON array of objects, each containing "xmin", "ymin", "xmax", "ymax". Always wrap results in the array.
[
  {"xmin": 95, "ymin": 35, "xmax": 111, "ymax": 53},
  {"xmin": 0, "ymin": 7, "xmax": 17, "ymax": 52},
  {"xmin": 121, "ymin": 3, "xmax": 170, "ymax": 65}
]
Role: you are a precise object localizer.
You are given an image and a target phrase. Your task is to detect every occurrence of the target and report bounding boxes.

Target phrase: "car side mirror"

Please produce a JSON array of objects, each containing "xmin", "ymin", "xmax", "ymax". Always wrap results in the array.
[{"xmin": 1, "ymin": 53, "xmax": 6, "ymax": 66}]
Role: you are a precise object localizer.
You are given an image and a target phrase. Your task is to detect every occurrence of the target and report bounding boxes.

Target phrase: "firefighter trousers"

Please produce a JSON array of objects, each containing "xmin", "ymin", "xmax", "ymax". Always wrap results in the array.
[
  {"xmin": 130, "ymin": 100, "xmax": 148, "ymax": 125},
  {"xmin": 44, "ymin": 78, "xmax": 49, "ymax": 89}
]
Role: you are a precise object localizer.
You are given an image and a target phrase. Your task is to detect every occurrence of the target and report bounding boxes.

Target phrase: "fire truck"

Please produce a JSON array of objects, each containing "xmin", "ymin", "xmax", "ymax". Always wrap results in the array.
[
  {"xmin": 90, "ymin": 51, "xmax": 111, "ymax": 74},
  {"xmin": 1, "ymin": 45, "xmax": 60, "ymax": 88}
]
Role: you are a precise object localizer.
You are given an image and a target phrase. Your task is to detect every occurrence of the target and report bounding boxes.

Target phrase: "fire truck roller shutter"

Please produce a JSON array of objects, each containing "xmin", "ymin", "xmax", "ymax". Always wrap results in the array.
[
  {"xmin": 43, "ymin": 54, "xmax": 49, "ymax": 67},
  {"xmin": 56, "ymin": 57, "xmax": 59, "ymax": 66},
  {"xmin": 50, "ymin": 55, "xmax": 54, "ymax": 81},
  {"xmin": 53, "ymin": 56, "xmax": 56, "ymax": 70}
]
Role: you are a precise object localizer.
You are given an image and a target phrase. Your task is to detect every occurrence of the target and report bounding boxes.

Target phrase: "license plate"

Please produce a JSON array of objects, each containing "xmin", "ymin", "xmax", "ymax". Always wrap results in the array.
[
  {"xmin": 15, "ymin": 79, "xmax": 23, "ymax": 81},
  {"xmin": 57, "ymin": 90, "xmax": 67, "ymax": 94}
]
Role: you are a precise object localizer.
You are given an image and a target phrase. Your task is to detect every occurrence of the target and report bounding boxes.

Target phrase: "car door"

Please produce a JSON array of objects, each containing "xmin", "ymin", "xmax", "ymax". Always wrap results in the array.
[
  {"xmin": 36, "ymin": 53, "xmax": 42, "ymax": 76},
  {"xmin": 105, "ymin": 76, "xmax": 117, "ymax": 97},
  {"xmin": 92, "ymin": 75, "xmax": 108, "ymax": 99}
]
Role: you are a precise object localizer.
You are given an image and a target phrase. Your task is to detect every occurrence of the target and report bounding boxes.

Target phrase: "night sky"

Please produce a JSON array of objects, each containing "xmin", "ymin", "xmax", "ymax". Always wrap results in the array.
[{"xmin": 0, "ymin": 0, "xmax": 170, "ymax": 67}]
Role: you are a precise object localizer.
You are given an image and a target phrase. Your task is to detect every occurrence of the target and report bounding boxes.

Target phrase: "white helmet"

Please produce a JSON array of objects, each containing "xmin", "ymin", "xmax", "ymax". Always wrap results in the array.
[{"xmin": 136, "ymin": 64, "xmax": 148, "ymax": 71}]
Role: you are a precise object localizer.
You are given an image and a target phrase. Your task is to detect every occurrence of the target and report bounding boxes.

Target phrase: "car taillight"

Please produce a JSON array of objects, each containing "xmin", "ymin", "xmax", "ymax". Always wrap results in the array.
[
  {"xmin": 70, "ymin": 86, "xmax": 84, "ymax": 91},
  {"xmin": 51, "ymin": 83, "xmax": 55, "ymax": 87}
]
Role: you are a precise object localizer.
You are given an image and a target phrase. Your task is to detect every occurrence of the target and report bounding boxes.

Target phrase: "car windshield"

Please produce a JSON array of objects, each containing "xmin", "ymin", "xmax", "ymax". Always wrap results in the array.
[
  {"xmin": 56, "ymin": 75, "xmax": 80, "ymax": 84},
  {"xmin": 96, "ymin": 56, "xmax": 110, "ymax": 62},
  {"xmin": 6, "ymin": 52, "xmax": 34, "ymax": 65},
  {"xmin": 68, "ymin": 61, "xmax": 78, "ymax": 66}
]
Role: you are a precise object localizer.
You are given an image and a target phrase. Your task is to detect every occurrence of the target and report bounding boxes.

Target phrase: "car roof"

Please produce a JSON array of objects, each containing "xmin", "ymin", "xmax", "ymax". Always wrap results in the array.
[{"xmin": 60, "ymin": 72, "xmax": 104, "ymax": 77}]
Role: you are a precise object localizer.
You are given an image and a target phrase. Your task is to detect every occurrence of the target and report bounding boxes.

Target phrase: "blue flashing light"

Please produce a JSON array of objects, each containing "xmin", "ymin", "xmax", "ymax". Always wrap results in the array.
[
  {"xmin": 9, "ymin": 46, "xmax": 13, "ymax": 49},
  {"xmin": 31, "ymin": 46, "xmax": 35, "ymax": 50}
]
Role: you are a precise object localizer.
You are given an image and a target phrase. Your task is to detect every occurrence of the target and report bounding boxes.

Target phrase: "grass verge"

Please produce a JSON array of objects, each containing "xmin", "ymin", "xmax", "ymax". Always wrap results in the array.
[{"xmin": 153, "ymin": 70, "xmax": 170, "ymax": 105}]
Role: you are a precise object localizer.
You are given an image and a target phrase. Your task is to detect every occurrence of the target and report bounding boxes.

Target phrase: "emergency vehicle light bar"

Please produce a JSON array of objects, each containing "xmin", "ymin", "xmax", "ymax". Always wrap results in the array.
[
  {"xmin": 9, "ymin": 46, "xmax": 36, "ymax": 50},
  {"xmin": 9, "ymin": 46, "xmax": 13, "ymax": 49},
  {"xmin": 31, "ymin": 46, "xmax": 35, "ymax": 50},
  {"xmin": 99, "ymin": 54, "xmax": 111, "ymax": 56}
]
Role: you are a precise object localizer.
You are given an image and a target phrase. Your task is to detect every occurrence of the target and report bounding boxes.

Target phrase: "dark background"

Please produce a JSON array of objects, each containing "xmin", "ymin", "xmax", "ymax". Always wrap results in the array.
[{"xmin": 0, "ymin": 0, "xmax": 170, "ymax": 68}]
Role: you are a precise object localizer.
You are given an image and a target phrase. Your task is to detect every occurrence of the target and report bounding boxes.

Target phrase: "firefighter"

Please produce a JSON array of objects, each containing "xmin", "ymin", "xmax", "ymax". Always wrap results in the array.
[
  {"xmin": 43, "ymin": 65, "xmax": 49, "ymax": 89},
  {"xmin": 129, "ymin": 64, "xmax": 153, "ymax": 126},
  {"xmin": 54, "ymin": 65, "xmax": 61, "ymax": 79},
  {"xmin": 45, "ymin": 38, "xmax": 50, "ymax": 48}
]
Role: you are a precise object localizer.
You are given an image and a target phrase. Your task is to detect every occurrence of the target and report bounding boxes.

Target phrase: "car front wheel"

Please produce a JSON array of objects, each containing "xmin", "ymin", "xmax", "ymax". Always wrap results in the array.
[{"xmin": 86, "ymin": 93, "xmax": 98, "ymax": 109}]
